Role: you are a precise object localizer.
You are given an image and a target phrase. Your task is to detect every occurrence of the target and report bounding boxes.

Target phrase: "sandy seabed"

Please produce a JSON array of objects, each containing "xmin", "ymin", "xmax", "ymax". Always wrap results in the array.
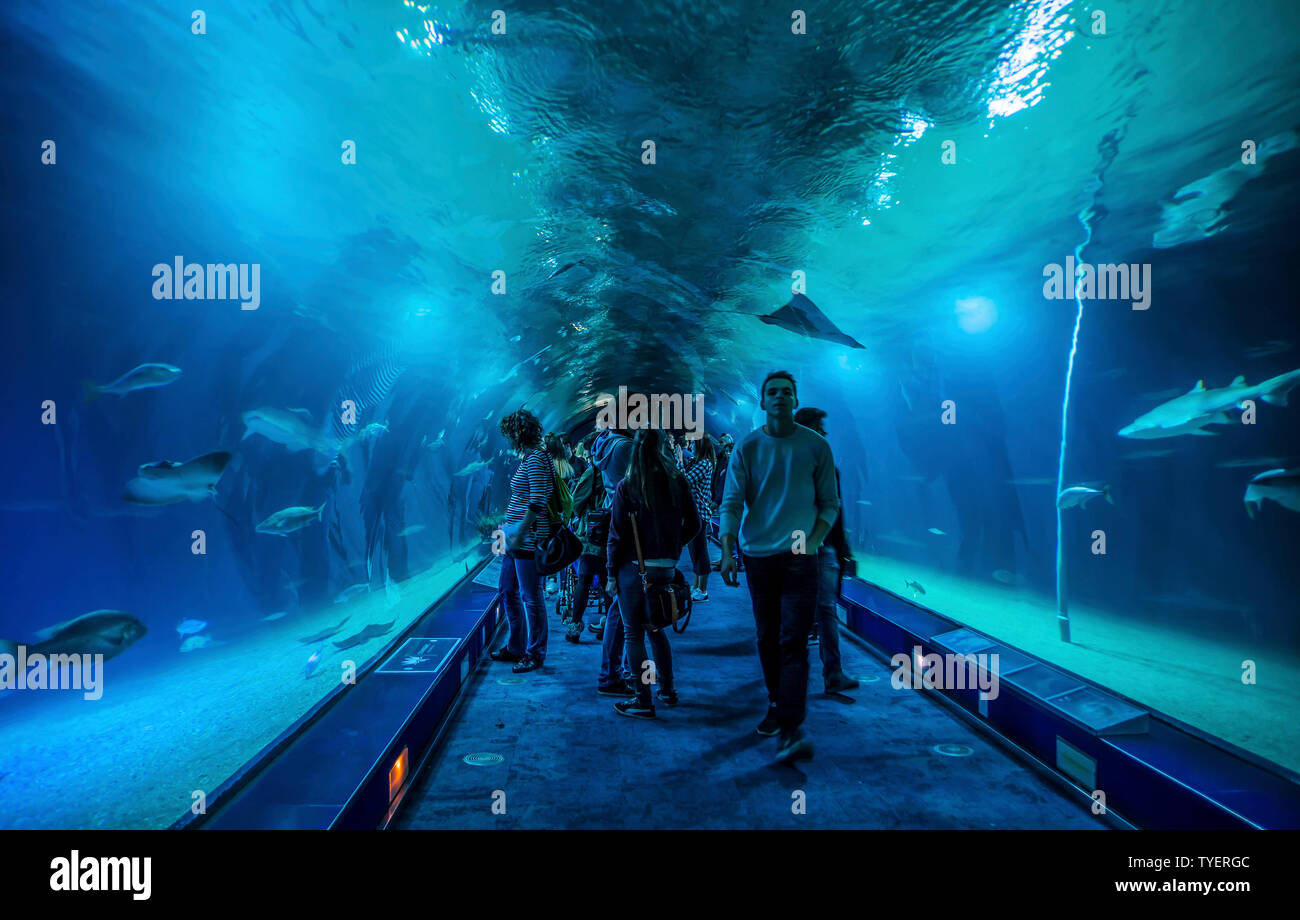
[
  {"xmin": 854, "ymin": 554, "xmax": 1300, "ymax": 775},
  {"xmin": 0, "ymin": 555, "xmax": 471, "ymax": 829}
]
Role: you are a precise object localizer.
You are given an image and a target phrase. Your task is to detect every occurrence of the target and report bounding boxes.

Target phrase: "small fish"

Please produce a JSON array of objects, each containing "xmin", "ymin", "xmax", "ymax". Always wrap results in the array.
[
  {"xmin": 356, "ymin": 421, "xmax": 389, "ymax": 440},
  {"xmin": 455, "ymin": 460, "xmax": 491, "ymax": 477},
  {"xmin": 509, "ymin": 334, "xmax": 522, "ymax": 342},
  {"xmin": 333, "ymin": 620, "xmax": 397, "ymax": 651},
  {"xmin": 927, "ymin": 528, "xmax": 946, "ymax": 536},
  {"xmin": 857, "ymin": 500, "xmax": 872, "ymax": 506},
  {"xmin": 1057, "ymin": 485, "xmax": 1112, "ymax": 510},
  {"xmin": 256, "ymin": 503, "xmax": 326, "ymax": 536},
  {"xmin": 85, "ymin": 363, "xmax": 182, "ymax": 401},
  {"xmin": 176, "ymin": 618, "xmax": 208, "ymax": 636},
  {"xmin": 1122, "ymin": 449, "xmax": 1174, "ymax": 460},
  {"xmin": 992, "ymin": 569, "xmax": 1026, "ymax": 586},
  {"xmin": 398, "ymin": 525, "xmax": 426, "ymax": 537},
  {"xmin": 180, "ymin": 634, "xmax": 212, "ymax": 653},
  {"xmin": 1244, "ymin": 339, "xmax": 1292, "ymax": 359},
  {"xmin": 484, "ymin": 410, "xmax": 494, "ymax": 421},
  {"xmin": 422, "ymin": 429, "xmax": 447, "ymax": 451},
  {"xmin": 262, "ymin": 612, "xmax": 288, "ymax": 622},
  {"xmin": 904, "ymin": 579, "xmax": 926, "ymax": 596},
  {"xmin": 299, "ymin": 617, "xmax": 350, "ymax": 644},
  {"xmin": 334, "ymin": 584, "xmax": 369, "ymax": 604},
  {"xmin": 304, "ymin": 644, "xmax": 325, "ymax": 678},
  {"xmin": 1216, "ymin": 456, "xmax": 1293, "ymax": 469}
]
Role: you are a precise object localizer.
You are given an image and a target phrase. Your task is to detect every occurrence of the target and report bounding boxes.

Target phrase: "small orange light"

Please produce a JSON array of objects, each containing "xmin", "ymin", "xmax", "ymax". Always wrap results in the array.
[{"xmin": 388, "ymin": 747, "xmax": 410, "ymax": 803}]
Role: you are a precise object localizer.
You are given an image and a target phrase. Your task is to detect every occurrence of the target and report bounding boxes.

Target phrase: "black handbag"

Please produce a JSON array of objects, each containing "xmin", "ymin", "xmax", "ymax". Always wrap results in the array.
[
  {"xmin": 535, "ymin": 518, "xmax": 582, "ymax": 576},
  {"xmin": 628, "ymin": 515, "xmax": 692, "ymax": 633}
]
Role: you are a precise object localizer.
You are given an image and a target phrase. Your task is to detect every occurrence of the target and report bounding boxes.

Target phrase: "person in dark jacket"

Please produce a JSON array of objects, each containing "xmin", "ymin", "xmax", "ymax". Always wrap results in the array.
[
  {"xmin": 588, "ymin": 422, "xmax": 637, "ymax": 692},
  {"xmin": 605, "ymin": 427, "xmax": 701, "ymax": 718},
  {"xmin": 794, "ymin": 407, "xmax": 859, "ymax": 693}
]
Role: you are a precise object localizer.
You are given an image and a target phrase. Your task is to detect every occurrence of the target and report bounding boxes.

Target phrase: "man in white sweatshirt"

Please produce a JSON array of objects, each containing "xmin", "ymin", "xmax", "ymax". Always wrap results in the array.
[{"xmin": 719, "ymin": 370, "xmax": 841, "ymax": 763}]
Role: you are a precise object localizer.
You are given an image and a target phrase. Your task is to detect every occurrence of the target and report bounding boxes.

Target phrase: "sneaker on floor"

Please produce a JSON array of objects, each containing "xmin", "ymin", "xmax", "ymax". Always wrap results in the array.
[
  {"xmin": 690, "ymin": 588, "xmax": 708, "ymax": 602},
  {"xmin": 614, "ymin": 698, "xmax": 655, "ymax": 719},
  {"xmin": 565, "ymin": 621, "xmax": 582, "ymax": 643},
  {"xmin": 756, "ymin": 704, "xmax": 780, "ymax": 737},
  {"xmin": 597, "ymin": 683, "xmax": 635, "ymax": 698},
  {"xmin": 776, "ymin": 728, "xmax": 814, "ymax": 764},
  {"xmin": 825, "ymin": 672, "xmax": 860, "ymax": 693},
  {"xmin": 512, "ymin": 654, "xmax": 541, "ymax": 673},
  {"xmin": 657, "ymin": 689, "xmax": 678, "ymax": 707}
]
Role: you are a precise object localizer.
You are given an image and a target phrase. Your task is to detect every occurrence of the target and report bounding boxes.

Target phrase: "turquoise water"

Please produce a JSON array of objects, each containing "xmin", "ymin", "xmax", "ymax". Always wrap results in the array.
[{"xmin": 1, "ymin": 0, "xmax": 1298, "ymax": 827}]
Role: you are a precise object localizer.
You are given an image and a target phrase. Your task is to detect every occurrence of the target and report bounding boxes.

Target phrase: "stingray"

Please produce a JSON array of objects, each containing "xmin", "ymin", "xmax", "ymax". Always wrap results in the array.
[
  {"xmin": 298, "ymin": 616, "xmax": 351, "ymax": 644},
  {"xmin": 333, "ymin": 619, "xmax": 397, "ymax": 650},
  {"xmin": 123, "ymin": 451, "xmax": 232, "ymax": 505},
  {"xmin": 757, "ymin": 293, "xmax": 864, "ymax": 349}
]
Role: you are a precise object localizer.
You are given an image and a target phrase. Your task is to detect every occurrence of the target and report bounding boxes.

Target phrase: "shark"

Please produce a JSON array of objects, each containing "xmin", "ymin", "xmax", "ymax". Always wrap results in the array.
[
  {"xmin": 243, "ymin": 407, "xmax": 345, "ymax": 457},
  {"xmin": 123, "ymin": 451, "xmax": 231, "ymax": 505},
  {"xmin": 1118, "ymin": 369, "xmax": 1300, "ymax": 439},
  {"xmin": 1244, "ymin": 468, "xmax": 1300, "ymax": 518}
]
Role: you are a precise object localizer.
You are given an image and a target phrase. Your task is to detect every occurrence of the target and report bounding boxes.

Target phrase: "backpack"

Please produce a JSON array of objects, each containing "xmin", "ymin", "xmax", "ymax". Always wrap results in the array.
[
  {"xmin": 548, "ymin": 466, "xmax": 575, "ymax": 523},
  {"xmin": 570, "ymin": 463, "xmax": 605, "ymax": 518}
]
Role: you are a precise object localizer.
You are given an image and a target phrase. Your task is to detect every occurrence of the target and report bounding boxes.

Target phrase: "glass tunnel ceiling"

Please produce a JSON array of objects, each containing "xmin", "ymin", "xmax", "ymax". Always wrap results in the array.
[{"xmin": 61, "ymin": 0, "xmax": 1280, "ymax": 432}]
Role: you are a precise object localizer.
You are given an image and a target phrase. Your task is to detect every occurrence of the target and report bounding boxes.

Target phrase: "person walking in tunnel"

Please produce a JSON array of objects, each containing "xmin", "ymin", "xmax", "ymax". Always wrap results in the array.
[
  {"xmin": 490, "ymin": 409, "xmax": 554, "ymax": 673},
  {"xmin": 590, "ymin": 419, "xmax": 637, "ymax": 692},
  {"xmin": 543, "ymin": 433, "xmax": 576, "ymax": 599},
  {"xmin": 606, "ymin": 427, "xmax": 701, "ymax": 718},
  {"xmin": 682, "ymin": 433, "xmax": 716, "ymax": 601},
  {"xmin": 718, "ymin": 370, "xmax": 841, "ymax": 763},
  {"xmin": 793, "ymin": 407, "xmax": 860, "ymax": 695},
  {"xmin": 567, "ymin": 433, "xmax": 608, "ymax": 644}
]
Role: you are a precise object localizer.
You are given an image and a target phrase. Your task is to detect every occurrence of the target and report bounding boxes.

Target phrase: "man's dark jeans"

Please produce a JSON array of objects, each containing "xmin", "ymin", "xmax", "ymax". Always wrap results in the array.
[{"xmin": 742, "ymin": 550, "xmax": 819, "ymax": 732}]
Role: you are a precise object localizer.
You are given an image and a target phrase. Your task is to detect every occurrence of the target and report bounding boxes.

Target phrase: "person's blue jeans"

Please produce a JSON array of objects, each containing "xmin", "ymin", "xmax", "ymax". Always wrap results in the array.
[
  {"xmin": 815, "ymin": 544, "xmax": 844, "ymax": 679},
  {"xmin": 498, "ymin": 551, "xmax": 548, "ymax": 662},
  {"xmin": 572, "ymin": 553, "xmax": 606, "ymax": 627},
  {"xmin": 616, "ymin": 561, "xmax": 675, "ymax": 705},
  {"xmin": 742, "ymin": 551, "xmax": 819, "ymax": 732},
  {"xmin": 597, "ymin": 596, "xmax": 630, "ymax": 688}
]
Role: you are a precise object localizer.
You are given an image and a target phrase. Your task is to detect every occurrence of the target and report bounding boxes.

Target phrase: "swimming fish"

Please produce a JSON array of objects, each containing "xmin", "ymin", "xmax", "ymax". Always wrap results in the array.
[
  {"xmin": 304, "ymin": 643, "xmax": 325, "ymax": 678},
  {"xmin": 856, "ymin": 500, "xmax": 872, "ymax": 506},
  {"xmin": 242, "ymin": 407, "xmax": 344, "ymax": 459},
  {"xmin": 904, "ymin": 579, "xmax": 926, "ymax": 596},
  {"xmin": 1057, "ymin": 485, "xmax": 1112, "ymax": 510},
  {"xmin": 299, "ymin": 617, "xmax": 351, "ymax": 644},
  {"xmin": 1244, "ymin": 340, "xmax": 1292, "ymax": 360},
  {"xmin": 1118, "ymin": 369, "xmax": 1300, "ymax": 439},
  {"xmin": 262, "ymin": 612, "xmax": 288, "ymax": 622},
  {"xmin": 927, "ymin": 528, "xmax": 946, "ymax": 536},
  {"xmin": 422, "ymin": 430, "xmax": 447, "ymax": 451},
  {"xmin": 84, "ymin": 363, "xmax": 182, "ymax": 401},
  {"xmin": 123, "ymin": 451, "xmax": 231, "ymax": 506},
  {"xmin": 332, "ymin": 620, "xmax": 397, "ymax": 651},
  {"xmin": 356, "ymin": 421, "xmax": 389, "ymax": 440},
  {"xmin": 179, "ymin": 634, "xmax": 212, "ymax": 653},
  {"xmin": 1244, "ymin": 468, "xmax": 1300, "ymax": 518},
  {"xmin": 0, "ymin": 611, "xmax": 147, "ymax": 662},
  {"xmin": 398, "ymin": 525, "xmax": 426, "ymax": 537},
  {"xmin": 257, "ymin": 503, "xmax": 326, "ymax": 536},
  {"xmin": 455, "ymin": 460, "xmax": 491, "ymax": 477},
  {"xmin": 176, "ymin": 619, "xmax": 208, "ymax": 636},
  {"xmin": 758, "ymin": 293, "xmax": 864, "ymax": 349},
  {"xmin": 334, "ymin": 584, "xmax": 369, "ymax": 604}
]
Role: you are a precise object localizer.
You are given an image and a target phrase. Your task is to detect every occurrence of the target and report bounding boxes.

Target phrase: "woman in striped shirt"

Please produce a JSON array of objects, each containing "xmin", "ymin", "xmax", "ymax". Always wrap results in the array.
[
  {"xmin": 490, "ymin": 409, "xmax": 554, "ymax": 673},
  {"xmin": 682, "ymin": 435, "xmax": 716, "ymax": 601}
]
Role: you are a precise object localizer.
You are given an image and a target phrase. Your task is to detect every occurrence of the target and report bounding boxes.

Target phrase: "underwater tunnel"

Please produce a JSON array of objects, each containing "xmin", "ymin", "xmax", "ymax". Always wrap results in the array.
[{"xmin": 2, "ymin": 0, "xmax": 1300, "ymax": 849}]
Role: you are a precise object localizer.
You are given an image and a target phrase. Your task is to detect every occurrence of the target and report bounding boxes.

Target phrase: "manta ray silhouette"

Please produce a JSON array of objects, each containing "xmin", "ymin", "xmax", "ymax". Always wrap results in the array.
[{"xmin": 758, "ymin": 293, "xmax": 864, "ymax": 348}]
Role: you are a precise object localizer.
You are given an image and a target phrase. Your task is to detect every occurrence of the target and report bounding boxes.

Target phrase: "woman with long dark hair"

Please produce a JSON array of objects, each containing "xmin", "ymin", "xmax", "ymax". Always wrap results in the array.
[
  {"xmin": 682, "ymin": 434, "xmax": 716, "ymax": 600},
  {"xmin": 605, "ymin": 428, "xmax": 701, "ymax": 718},
  {"xmin": 491, "ymin": 409, "xmax": 554, "ymax": 672}
]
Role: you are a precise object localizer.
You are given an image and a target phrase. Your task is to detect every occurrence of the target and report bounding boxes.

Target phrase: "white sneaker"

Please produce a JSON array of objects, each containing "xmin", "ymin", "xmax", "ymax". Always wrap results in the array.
[{"xmin": 690, "ymin": 588, "xmax": 708, "ymax": 602}]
